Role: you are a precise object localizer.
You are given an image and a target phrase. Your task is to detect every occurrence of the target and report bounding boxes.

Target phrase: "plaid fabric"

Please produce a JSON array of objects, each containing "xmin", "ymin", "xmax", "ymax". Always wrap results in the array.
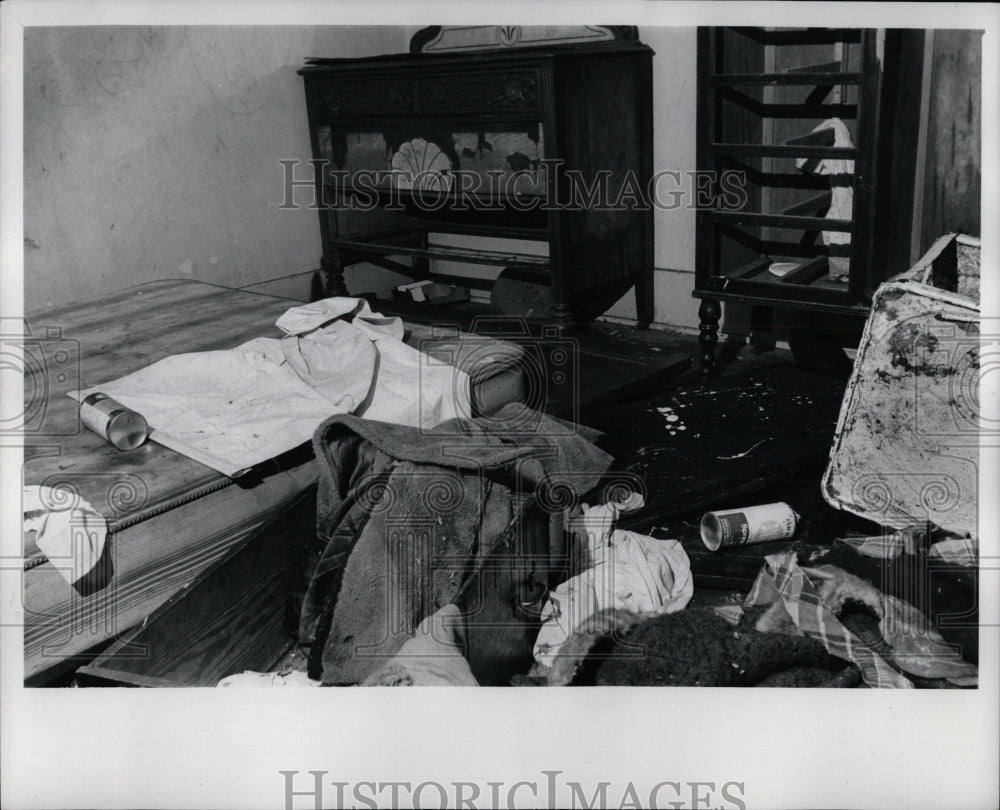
[
  {"xmin": 745, "ymin": 552, "xmax": 914, "ymax": 689},
  {"xmin": 835, "ymin": 533, "xmax": 909, "ymax": 559}
]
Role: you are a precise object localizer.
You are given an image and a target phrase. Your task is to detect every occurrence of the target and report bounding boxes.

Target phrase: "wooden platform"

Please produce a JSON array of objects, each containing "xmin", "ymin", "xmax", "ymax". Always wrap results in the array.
[{"xmin": 22, "ymin": 281, "xmax": 321, "ymax": 683}]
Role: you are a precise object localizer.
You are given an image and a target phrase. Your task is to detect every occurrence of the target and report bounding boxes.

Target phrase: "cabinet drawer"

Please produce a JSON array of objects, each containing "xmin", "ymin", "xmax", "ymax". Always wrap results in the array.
[
  {"xmin": 312, "ymin": 76, "xmax": 416, "ymax": 118},
  {"xmin": 417, "ymin": 70, "xmax": 541, "ymax": 114},
  {"xmin": 311, "ymin": 69, "xmax": 542, "ymax": 119}
]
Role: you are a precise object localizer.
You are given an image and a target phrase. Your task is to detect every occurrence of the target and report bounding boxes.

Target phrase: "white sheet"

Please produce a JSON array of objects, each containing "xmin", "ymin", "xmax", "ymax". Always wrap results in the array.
[{"xmin": 69, "ymin": 298, "xmax": 470, "ymax": 477}]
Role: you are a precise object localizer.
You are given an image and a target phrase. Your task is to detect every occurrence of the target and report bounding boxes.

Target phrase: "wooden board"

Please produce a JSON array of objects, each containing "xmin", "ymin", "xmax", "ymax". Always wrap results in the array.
[
  {"xmin": 24, "ymin": 461, "xmax": 317, "ymax": 685},
  {"xmin": 77, "ymin": 487, "xmax": 315, "ymax": 687},
  {"xmin": 22, "ymin": 281, "xmax": 322, "ymax": 683},
  {"xmin": 919, "ymin": 31, "xmax": 982, "ymax": 254},
  {"xmin": 23, "ymin": 280, "xmax": 308, "ymax": 526}
]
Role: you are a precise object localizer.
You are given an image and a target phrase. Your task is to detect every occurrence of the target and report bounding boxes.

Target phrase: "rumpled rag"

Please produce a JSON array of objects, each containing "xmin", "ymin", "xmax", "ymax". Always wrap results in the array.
[
  {"xmin": 23, "ymin": 485, "xmax": 107, "ymax": 585},
  {"xmin": 533, "ymin": 495, "xmax": 694, "ymax": 667},
  {"xmin": 68, "ymin": 298, "xmax": 470, "ymax": 476},
  {"xmin": 795, "ymin": 117, "xmax": 854, "ymax": 282}
]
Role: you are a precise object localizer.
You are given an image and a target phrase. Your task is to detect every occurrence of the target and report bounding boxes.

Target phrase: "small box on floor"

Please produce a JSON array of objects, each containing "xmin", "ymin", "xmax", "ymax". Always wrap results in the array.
[{"xmin": 393, "ymin": 279, "xmax": 470, "ymax": 306}]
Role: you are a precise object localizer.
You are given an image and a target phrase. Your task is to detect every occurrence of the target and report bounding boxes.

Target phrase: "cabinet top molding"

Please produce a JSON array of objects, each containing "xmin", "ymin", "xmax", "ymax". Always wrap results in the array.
[
  {"xmin": 410, "ymin": 25, "xmax": 639, "ymax": 54},
  {"xmin": 300, "ymin": 29, "xmax": 649, "ymax": 74}
]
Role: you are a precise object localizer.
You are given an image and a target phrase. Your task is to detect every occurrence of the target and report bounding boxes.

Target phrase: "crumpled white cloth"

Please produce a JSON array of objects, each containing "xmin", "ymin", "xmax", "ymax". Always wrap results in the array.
[
  {"xmin": 23, "ymin": 485, "xmax": 107, "ymax": 585},
  {"xmin": 795, "ymin": 117, "xmax": 855, "ymax": 176},
  {"xmin": 362, "ymin": 603, "xmax": 477, "ymax": 686},
  {"xmin": 216, "ymin": 670, "xmax": 320, "ymax": 687},
  {"xmin": 69, "ymin": 298, "xmax": 470, "ymax": 477},
  {"xmin": 928, "ymin": 536, "xmax": 978, "ymax": 567},
  {"xmin": 533, "ymin": 496, "xmax": 694, "ymax": 666},
  {"xmin": 275, "ymin": 297, "xmax": 404, "ymax": 341},
  {"xmin": 795, "ymin": 117, "xmax": 854, "ymax": 281}
]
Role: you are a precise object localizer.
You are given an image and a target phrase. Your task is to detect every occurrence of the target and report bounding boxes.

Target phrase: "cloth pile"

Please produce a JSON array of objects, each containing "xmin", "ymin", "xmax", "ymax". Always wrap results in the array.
[
  {"xmin": 363, "ymin": 604, "xmax": 477, "ymax": 686},
  {"xmin": 216, "ymin": 670, "xmax": 319, "ymax": 688},
  {"xmin": 298, "ymin": 403, "xmax": 613, "ymax": 685}
]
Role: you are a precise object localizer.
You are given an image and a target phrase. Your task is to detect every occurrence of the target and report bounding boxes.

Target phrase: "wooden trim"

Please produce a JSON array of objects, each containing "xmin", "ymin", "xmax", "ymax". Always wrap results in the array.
[
  {"xmin": 717, "ymin": 87, "xmax": 859, "ymax": 119},
  {"xmin": 692, "ymin": 282, "xmax": 859, "ymax": 314},
  {"xmin": 695, "ymin": 27, "xmax": 717, "ymax": 292},
  {"xmin": 410, "ymin": 26, "xmax": 443, "ymax": 54},
  {"xmin": 780, "ymin": 256, "xmax": 829, "ymax": 285},
  {"xmin": 711, "ymin": 211, "xmax": 853, "ymax": 232},
  {"xmin": 781, "ymin": 191, "xmax": 832, "ymax": 217},
  {"xmin": 726, "ymin": 256, "xmax": 771, "ymax": 279},
  {"xmin": 848, "ymin": 29, "xmax": 882, "ymax": 300},
  {"xmin": 784, "ymin": 128, "xmax": 837, "ymax": 147},
  {"xmin": 330, "ymin": 237, "xmax": 551, "ymax": 270},
  {"xmin": 711, "ymin": 143, "xmax": 859, "ymax": 159},
  {"xmin": 409, "ymin": 26, "xmax": 639, "ymax": 55},
  {"xmin": 719, "ymin": 224, "xmax": 828, "ymax": 259},
  {"xmin": 733, "ymin": 29, "xmax": 863, "ymax": 47},
  {"xmin": 76, "ymin": 667, "xmax": 183, "ymax": 689},
  {"xmin": 712, "ymin": 72, "xmax": 863, "ymax": 87},
  {"xmin": 786, "ymin": 60, "xmax": 844, "ymax": 75},
  {"xmin": 911, "ymin": 30, "xmax": 935, "ymax": 264}
]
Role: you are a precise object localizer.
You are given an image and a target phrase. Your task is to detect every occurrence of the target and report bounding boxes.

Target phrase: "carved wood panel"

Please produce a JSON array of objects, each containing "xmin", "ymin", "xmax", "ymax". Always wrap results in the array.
[
  {"xmin": 418, "ymin": 73, "xmax": 539, "ymax": 112},
  {"xmin": 315, "ymin": 77, "xmax": 415, "ymax": 116}
]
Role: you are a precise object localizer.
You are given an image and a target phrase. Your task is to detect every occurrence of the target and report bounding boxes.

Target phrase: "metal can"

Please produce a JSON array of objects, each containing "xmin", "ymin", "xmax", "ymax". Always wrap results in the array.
[
  {"xmin": 700, "ymin": 502, "xmax": 798, "ymax": 551},
  {"xmin": 80, "ymin": 393, "xmax": 148, "ymax": 450}
]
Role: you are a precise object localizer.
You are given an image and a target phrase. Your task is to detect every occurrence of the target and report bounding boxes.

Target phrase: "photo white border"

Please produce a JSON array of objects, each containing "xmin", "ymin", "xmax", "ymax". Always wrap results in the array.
[{"xmin": 2, "ymin": 2, "xmax": 998, "ymax": 808}]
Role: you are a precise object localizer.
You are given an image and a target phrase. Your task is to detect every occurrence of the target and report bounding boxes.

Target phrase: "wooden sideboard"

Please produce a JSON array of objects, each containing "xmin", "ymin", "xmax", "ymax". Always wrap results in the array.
[{"xmin": 299, "ymin": 32, "xmax": 656, "ymax": 329}]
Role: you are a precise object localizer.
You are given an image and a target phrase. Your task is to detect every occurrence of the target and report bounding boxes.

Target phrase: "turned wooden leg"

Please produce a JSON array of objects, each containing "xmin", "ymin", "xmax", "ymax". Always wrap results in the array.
[
  {"xmin": 551, "ymin": 301, "xmax": 573, "ymax": 336},
  {"xmin": 698, "ymin": 298, "xmax": 722, "ymax": 374},
  {"xmin": 322, "ymin": 253, "xmax": 349, "ymax": 297}
]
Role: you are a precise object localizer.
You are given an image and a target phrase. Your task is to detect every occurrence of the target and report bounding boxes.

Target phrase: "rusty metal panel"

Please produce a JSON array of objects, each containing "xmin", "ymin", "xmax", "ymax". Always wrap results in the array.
[{"xmin": 822, "ymin": 233, "xmax": 980, "ymax": 536}]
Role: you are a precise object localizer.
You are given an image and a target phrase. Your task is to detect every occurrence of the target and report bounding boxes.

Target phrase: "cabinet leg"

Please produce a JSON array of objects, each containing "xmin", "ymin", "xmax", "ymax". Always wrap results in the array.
[
  {"xmin": 698, "ymin": 298, "xmax": 722, "ymax": 374},
  {"xmin": 551, "ymin": 301, "xmax": 573, "ymax": 335},
  {"xmin": 634, "ymin": 270, "xmax": 654, "ymax": 329},
  {"xmin": 322, "ymin": 254, "xmax": 349, "ymax": 297}
]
